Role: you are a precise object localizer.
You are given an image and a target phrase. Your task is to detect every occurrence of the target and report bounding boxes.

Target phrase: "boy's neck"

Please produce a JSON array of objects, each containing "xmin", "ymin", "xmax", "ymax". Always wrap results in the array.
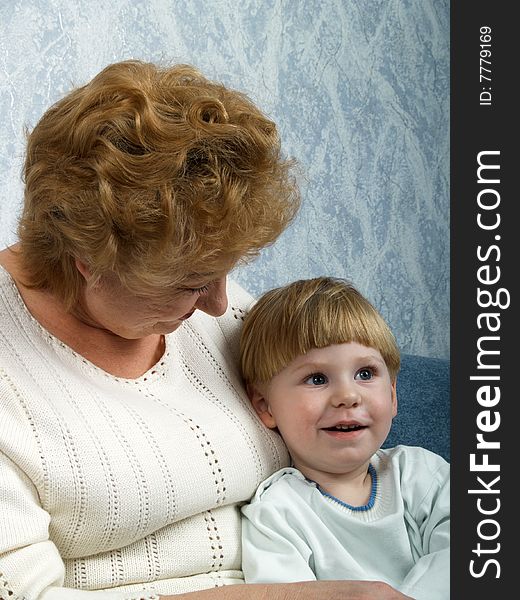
[{"xmin": 296, "ymin": 461, "xmax": 374, "ymax": 508}]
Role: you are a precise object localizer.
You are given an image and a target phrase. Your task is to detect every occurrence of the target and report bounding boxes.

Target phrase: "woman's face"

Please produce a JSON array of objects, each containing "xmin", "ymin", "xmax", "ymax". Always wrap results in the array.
[{"xmin": 76, "ymin": 262, "xmax": 228, "ymax": 338}]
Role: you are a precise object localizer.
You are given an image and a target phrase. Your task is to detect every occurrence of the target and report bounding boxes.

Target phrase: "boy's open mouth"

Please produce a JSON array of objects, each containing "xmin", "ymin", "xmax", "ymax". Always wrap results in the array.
[{"xmin": 322, "ymin": 424, "xmax": 367, "ymax": 432}]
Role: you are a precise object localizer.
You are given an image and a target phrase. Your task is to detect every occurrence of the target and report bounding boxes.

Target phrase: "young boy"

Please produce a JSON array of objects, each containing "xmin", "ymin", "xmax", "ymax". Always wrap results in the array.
[{"xmin": 239, "ymin": 277, "xmax": 449, "ymax": 600}]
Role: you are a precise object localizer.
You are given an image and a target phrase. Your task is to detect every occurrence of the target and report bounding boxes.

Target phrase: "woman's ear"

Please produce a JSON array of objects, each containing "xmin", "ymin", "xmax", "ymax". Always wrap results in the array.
[
  {"xmin": 246, "ymin": 383, "xmax": 277, "ymax": 429},
  {"xmin": 75, "ymin": 258, "xmax": 92, "ymax": 282},
  {"xmin": 391, "ymin": 379, "xmax": 398, "ymax": 418}
]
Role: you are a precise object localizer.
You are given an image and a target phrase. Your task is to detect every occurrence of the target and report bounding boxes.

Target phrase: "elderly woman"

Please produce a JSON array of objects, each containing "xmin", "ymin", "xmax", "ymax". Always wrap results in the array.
[{"xmin": 0, "ymin": 60, "xmax": 410, "ymax": 600}]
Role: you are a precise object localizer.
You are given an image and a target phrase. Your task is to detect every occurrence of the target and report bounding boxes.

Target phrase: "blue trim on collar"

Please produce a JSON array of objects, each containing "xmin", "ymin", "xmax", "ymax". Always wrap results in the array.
[{"xmin": 312, "ymin": 463, "xmax": 378, "ymax": 512}]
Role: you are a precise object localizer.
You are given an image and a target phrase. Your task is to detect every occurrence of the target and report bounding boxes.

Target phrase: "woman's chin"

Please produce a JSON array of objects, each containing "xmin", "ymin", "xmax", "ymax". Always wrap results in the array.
[{"xmin": 151, "ymin": 321, "xmax": 184, "ymax": 335}]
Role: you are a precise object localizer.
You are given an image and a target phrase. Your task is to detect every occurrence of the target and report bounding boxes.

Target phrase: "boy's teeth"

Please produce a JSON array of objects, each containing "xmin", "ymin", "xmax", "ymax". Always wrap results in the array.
[{"xmin": 324, "ymin": 424, "xmax": 364, "ymax": 431}]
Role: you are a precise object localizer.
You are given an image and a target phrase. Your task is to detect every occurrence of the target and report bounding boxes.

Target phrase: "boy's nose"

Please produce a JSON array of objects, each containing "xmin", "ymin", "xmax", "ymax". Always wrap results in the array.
[
  {"xmin": 331, "ymin": 382, "xmax": 361, "ymax": 408},
  {"xmin": 195, "ymin": 277, "xmax": 228, "ymax": 317}
]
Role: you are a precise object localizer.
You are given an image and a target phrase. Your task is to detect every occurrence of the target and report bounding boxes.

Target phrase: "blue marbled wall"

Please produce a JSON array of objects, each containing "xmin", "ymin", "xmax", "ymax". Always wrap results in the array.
[{"xmin": 0, "ymin": 0, "xmax": 449, "ymax": 359}]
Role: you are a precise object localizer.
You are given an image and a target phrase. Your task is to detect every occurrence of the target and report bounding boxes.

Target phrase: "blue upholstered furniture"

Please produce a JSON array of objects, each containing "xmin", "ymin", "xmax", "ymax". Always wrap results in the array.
[{"xmin": 383, "ymin": 354, "xmax": 450, "ymax": 462}]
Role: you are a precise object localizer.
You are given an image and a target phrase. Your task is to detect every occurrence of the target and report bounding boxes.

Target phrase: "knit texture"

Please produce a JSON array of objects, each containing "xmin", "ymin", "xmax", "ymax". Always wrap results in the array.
[{"xmin": 0, "ymin": 266, "xmax": 289, "ymax": 600}]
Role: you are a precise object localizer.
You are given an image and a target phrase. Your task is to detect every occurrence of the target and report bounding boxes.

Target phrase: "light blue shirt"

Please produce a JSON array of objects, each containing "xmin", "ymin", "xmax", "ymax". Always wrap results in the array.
[{"xmin": 241, "ymin": 445, "xmax": 450, "ymax": 600}]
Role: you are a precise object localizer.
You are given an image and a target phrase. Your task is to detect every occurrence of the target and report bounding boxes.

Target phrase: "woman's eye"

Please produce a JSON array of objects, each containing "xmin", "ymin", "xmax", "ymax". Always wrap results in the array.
[
  {"xmin": 304, "ymin": 373, "xmax": 328, "ymax": 386},
  {"xmin": 187, "ymin": 284, "xmax": 210, "ymax": 294},
  {"xmin": 355, "ymin": 368, "xmax": 373, "ymax": 381}
]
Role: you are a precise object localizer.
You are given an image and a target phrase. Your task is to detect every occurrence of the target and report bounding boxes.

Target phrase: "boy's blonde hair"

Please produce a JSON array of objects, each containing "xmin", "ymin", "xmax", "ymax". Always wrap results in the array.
[{"xmin": 240, "ymin": 277, "xmax": 401, "ymax": 384}]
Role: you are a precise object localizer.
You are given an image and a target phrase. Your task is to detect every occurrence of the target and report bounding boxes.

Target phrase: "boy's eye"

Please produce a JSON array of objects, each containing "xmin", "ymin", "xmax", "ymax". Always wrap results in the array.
[
  {"xmin": 355, "ymin": 368, "xmax": 373, "ymax": 381},
  {"xmin": 304, "ymin": 373, "xmax": 328, "ymax": 386}
]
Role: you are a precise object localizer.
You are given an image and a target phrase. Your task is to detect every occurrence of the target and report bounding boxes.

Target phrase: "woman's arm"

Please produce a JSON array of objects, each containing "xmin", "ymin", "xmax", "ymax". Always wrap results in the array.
[{"xmin": 165, "ymin": 580, "xmax": 414, "ymax": 600}]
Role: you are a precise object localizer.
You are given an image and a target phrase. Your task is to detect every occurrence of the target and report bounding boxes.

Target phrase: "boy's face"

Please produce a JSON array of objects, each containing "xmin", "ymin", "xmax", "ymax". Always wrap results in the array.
[{"xmin": 248, "ymin": 342, "xmax": 397, "ymax": 481}]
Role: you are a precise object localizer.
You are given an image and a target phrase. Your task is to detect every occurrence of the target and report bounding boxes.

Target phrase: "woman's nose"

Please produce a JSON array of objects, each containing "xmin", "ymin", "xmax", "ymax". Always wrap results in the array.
[{"xmin": 195, "ymin": 277, "xmax": 228, "ymax": 317}]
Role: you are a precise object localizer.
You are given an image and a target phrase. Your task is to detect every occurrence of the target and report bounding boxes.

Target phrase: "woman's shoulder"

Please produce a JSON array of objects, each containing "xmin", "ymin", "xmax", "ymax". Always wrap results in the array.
[
  {"xmin": 181, "ymin": 278, "xmax": 256, "ymax": 368},
  {"xmin": 225, "ymin": 278, "xmax": 257, "ymax": 318},
  {"xmin": 0, "ymin": 263, "xmax": 32, "ymax": 350},
  {"xmin": 217, "ymin": 279, "xmax": 256, "ymax": 325}
]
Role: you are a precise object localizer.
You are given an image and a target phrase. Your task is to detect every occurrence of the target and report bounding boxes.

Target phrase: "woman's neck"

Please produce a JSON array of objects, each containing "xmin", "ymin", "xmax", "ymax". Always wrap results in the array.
[{"xmin": 0, "ymin": 245, "xmax": 165, "ymax": 379}]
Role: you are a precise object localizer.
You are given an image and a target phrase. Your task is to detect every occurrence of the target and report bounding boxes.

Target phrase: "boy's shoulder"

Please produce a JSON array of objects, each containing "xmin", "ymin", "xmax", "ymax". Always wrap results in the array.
[
  {"xmin": 249, "ymin": 466, "xmax": 315, "ymax": 505},
  {"xmin": 375, "ymin": 445, "xmax": 450, "ymax": 500},
  {"xmin": 376, "ymin": 444, "xmax": 450, "ymax": 472}
]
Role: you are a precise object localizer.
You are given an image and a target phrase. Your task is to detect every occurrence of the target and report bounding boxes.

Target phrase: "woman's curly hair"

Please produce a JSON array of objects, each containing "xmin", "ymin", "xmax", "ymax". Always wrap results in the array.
[{"xmin": 18, "ymin": 60, "xmax": 300, "ymax": 308}]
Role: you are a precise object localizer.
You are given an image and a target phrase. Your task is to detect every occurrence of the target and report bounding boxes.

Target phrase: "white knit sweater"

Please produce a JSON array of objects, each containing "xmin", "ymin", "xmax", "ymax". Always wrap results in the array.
[{"xmin": 0, "ymin": 266, "xmax": 289, "ymax": 600}]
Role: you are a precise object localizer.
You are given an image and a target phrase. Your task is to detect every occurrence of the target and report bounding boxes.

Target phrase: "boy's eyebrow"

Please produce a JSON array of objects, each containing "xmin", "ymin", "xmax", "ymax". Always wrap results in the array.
[
  {"xmin": 289, "ymin": 353, "xmax": 386, "ymax": 372},
  {"xmin": 289, "ymin": 361, "xmax": 323, "ymax": 373},
  {"xmin": 357, "ymin": 354, "xmax": 386, "ymax": 364}
]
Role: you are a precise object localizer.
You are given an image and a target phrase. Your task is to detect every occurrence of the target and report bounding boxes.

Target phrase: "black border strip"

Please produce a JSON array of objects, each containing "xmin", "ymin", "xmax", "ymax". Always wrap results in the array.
[{"xmin": 451, "ymin": 2, "xmax": 514, "ymax": 596}]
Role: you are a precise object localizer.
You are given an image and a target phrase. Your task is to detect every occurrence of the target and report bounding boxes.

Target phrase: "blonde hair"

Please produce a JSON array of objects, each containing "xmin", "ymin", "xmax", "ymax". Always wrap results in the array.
[
  {"xmin": 240, "ymin": 277, "xmax": 401, "ymax": 383},
  {"xmin": 18, "ymin": 60, "xmax": 300, "ymax": 308}
]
